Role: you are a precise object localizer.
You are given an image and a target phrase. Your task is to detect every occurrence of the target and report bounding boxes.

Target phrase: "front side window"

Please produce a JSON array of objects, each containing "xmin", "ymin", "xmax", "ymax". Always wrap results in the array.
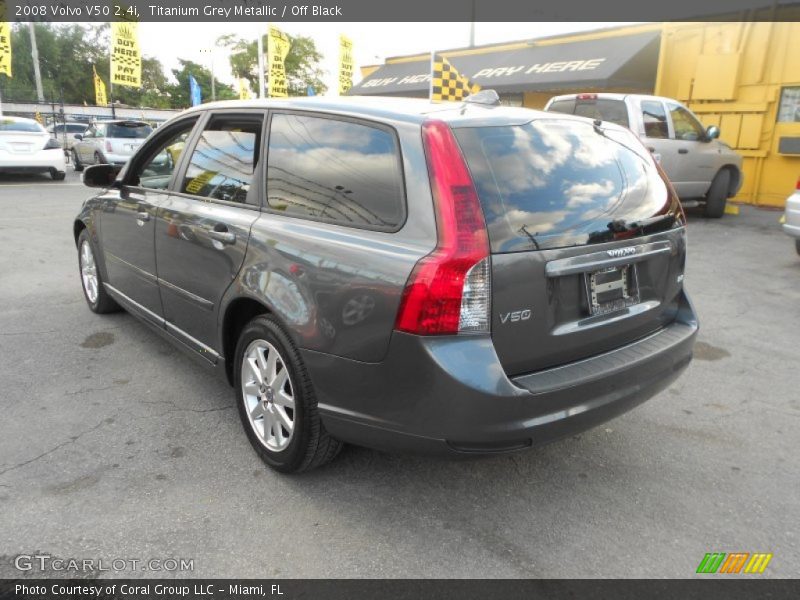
[
  {"xmin": 181, "ymin": 114, "xmax": 263, "ymax": 205},
  {"xmin": 641, "ymin": 101, "xmax": 668, "ymax": 139},
  {"xmin": 669, "ymin": 104, "xmax": 705, "ymax": 141},
  {"xmin": 266, "ymin": 113, "xmax": 405, "ymax": 230},
  {"xmin": 130, "ymin": 119, "xmax": 197, "ymax": 190}
]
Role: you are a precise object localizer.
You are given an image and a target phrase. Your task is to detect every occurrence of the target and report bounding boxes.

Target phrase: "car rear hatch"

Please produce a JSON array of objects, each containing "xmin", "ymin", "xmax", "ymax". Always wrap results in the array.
[
  {"xmin": 106, "ymin": 121, "xmax": 152, "ymax": 156},
  {"xmin": 453, "ymin": 117, "xmax": 687, "ymax": 377}
]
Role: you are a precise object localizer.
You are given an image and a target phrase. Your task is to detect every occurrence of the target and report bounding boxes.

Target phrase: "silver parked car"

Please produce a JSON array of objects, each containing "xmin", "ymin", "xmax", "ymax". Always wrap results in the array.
[
  {"xmin": 783, "ymin": 177, "xmax": 800, "ymax": 256},
  {"xmin": 545, "ymin": 93, "xmax": 743, "ymax": 218},
  {"xmin": 47, "ymin": 122, "xmax": 89, "ymax": 153},
  {"xmin": 71, "ymin": 120, "xmax": 152, "ymax": 171}
]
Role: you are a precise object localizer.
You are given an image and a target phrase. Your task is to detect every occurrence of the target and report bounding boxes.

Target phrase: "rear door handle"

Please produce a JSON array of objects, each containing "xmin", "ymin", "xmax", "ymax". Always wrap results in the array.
[
  {"xmin": 678, "ymin": 148, "xmax": 689, "ymax": 154},
  {"xmin": 209, "ymin": 229, "xmax": 236, "ymax": 245}
]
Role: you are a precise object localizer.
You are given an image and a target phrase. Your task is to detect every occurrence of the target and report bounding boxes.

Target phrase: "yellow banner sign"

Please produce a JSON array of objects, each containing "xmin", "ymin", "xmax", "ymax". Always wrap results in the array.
[
  {"xmin": 0, "ymin": 22, "xmax": 11, "ymax": 78},
  {"xmin": 93, "ymin": 66, "xmax": 108, "ymax": 105},
  {"xmin": 267, "ymin": 25, "xmax": 290, "ymax": 98},
  {"xmin": 339, "ymin": 34, "xmax": 353, "ymax": 95},
  {"xmin": 238, "ymin": 78, "xmax": 251, "ymax": 100},
  {"xmin": 111, "ymin": 22, "xmax": 141, "ymax": 88}
]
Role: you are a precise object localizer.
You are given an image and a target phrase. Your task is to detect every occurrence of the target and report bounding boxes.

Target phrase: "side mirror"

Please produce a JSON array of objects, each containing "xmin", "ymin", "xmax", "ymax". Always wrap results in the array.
[
  {"xmin": 73, "ymin": 133, "xmax": 83, "ymax": 140},
  {"xmin": 83, "ymin": 164, "xmax": 121, "ymax": 188},
  {"xmin": 706, "ymin": 125, "xmax": 720, "ymax": 140}
]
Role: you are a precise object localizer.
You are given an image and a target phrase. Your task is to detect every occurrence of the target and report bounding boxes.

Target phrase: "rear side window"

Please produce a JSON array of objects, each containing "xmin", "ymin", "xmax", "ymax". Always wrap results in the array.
[
  {"xmin": 573, "ymin": 98, "xmax": 629, "ymax": 127},
  {"xmin": 455, "ymin": 119, "xmax": 681, "ymax": 252},
  {"xmin": 107, "ymin": 123, "xmax": 152, "ymax": 139},
  {"xmin": 266, "ymin": 113, "xmax": 405, "ymax": 231},
  {"xmin": 641, "ymin": 101, "xmax": 668, "ymax": 138},
  {"xmin": 181, "ymin": 115, "xmax": 263, "ymax": 205}
]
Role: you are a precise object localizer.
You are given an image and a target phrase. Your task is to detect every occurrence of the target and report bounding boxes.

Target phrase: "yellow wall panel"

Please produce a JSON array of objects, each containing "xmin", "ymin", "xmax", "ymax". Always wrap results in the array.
[
  {"xmin": 693, "ymin": 53, "xmax": 740, "ymax": 100},
  {"xmin": 738, "ymin": 114, "xmax": 763, "ymax": 149},
  {"xmin": 719, "ymin": 114, "xmax": 742, "ymax": 148}
]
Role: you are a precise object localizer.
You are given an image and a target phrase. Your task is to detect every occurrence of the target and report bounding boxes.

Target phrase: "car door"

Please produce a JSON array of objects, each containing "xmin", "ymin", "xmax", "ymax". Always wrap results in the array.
[
  {"xmin": 664, "ymin": 102, "xmax": 716, "ymax": 198},
  {"xmin": 91, "ymin": 123, "xmax": 107, "ymax": 164},
  {"xmin": 76, "ymin": 126, "xmax": 94, "ymax": 162},
  {"xmin": 154, "ymin": 111, "xmax": 264, "ymax": 359},
  {"xmin": 97, "ymin": 117, "xmax": 200, "ymax": 324},
  {"xmin": 636, "ymin": 98, "xmax": 671, "ymax": 173}
]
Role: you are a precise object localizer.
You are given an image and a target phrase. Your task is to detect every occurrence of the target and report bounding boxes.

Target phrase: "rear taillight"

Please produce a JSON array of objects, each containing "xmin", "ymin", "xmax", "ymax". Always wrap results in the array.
[
  {"xmin": 796, "ymin": 177, "xmax": 800, "ymax": 190},
  {"xmin": 394, "ymin": 120, "xmax": 490, "ymax": 335},
  {"xmin": 105, "ymin": 140, "xmax": 113, "ymax": 152}
]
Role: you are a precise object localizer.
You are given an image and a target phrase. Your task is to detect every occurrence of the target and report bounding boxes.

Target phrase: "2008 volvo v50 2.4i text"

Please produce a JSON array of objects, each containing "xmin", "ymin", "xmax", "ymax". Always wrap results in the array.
[{"xmin": 74, "ymin": 93, "xmax": 698, "ymax": 472}]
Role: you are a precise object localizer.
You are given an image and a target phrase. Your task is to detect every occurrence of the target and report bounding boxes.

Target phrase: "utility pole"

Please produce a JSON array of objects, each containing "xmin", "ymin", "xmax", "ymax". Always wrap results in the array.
[
  {"xmin": 200, "ymin": 48, "xmax": 216, "ymax": 101},
  {"xmin": 469, "ymin": 0, "xmax": 476, "ymax": 47},
  {"xmin": 28, "ymin": 23, "xmax": 45, "ymax": 103}
]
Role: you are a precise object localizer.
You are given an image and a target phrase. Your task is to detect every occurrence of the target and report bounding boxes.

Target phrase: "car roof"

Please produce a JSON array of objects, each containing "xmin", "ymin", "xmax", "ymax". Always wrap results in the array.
[
  {"xmin": 93, "ymin": 119, "xmax": 150, "ymax": 125},
  {"xmin": 548, "ymin": 92, "xmax": 684, "ymax": 104},
  {"xmin": 177, "ymin": 96, "xmax": 563, "ymax": 128}
]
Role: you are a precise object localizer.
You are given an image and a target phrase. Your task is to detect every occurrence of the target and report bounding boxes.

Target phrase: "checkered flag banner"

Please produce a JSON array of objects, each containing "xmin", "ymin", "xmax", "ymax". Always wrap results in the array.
[
  {"xmin": 430, "ymin": 54, "xmax": 480, "ymax": 102},
  {"xmin": 111, "ymin": 21, "xmax": 141, "ymax": 88}
]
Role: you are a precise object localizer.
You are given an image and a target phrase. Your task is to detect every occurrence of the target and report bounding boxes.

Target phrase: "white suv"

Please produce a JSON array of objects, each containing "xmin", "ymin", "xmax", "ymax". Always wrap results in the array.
[{"xmin": 71, "ymin": 120, "xmax": 152, "ymax": 171}]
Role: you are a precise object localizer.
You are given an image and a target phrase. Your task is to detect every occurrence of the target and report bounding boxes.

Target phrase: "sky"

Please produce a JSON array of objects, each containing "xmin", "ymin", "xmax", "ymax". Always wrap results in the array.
[{"xmin": 138, "ymin": 22, "xmax": 637, "ymax": 96}]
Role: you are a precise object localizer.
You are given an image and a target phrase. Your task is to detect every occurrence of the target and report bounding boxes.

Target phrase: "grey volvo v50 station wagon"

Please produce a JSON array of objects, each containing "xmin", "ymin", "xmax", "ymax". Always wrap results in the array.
[{"xmin": 74, "ymin": 96, "xmax": 698, "ymax": 473}]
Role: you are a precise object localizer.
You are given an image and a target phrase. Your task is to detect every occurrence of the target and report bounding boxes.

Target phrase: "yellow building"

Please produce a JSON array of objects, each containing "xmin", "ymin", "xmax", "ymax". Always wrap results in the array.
[{"xmin": 354, "ymin": 22, "xmax": 800, "ymax": 208}]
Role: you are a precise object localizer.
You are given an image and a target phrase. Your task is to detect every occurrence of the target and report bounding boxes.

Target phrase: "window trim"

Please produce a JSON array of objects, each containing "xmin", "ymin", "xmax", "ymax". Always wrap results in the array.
[
  {"xmin": 262, "ymin": 108, "xmax": 409, "ymax": 233},
  {"xmin": 122, "ymin": 115, "xmax": 202, "ymax": 193},
  {"xmin": 666, "ymin": 102, "xmax": 706, "ymax": 142},
  {"xmin": 639, "ymin": 99, "xmax": 669, "ymax": 140},
  {"xmin": 169, "ymin": 109, "xmax": 268, "ymax": 211}
]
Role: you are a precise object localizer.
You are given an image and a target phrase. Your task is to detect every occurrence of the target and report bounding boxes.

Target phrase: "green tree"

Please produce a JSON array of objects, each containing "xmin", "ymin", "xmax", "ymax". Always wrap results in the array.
[
  {"xmin": 219, "ymin": 33, "xmax": 327, "ymax": 97},
  {"xmin": 1, "ymin": 23, "xmax": 173, "ymax": 108},
  {"xmin": 166, "ymin": 59, "xmax": 236, "ymax": 108}
]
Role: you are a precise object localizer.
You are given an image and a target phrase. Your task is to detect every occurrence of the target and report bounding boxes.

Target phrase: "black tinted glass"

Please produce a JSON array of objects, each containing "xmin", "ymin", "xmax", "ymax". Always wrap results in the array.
[
  {"xmin": 107, "ymin": 123, "xmax": 152, "ymax": 139},
  {"xmin": 267, "ymin": 114, "xmax": 404, "ymax": 230},
  {"xmin": 181, "ymin": 116, "xmax": 262, "ymax": 204},
  {"xmin": 547, "ymin": 99, "xmax": 576, "ymax": 115},
  {"xmin": 455, "ymin": 119, "xmax": 681, "ymax": 252},
  {"xmin": 0, "ymin": 120, "xmax": 43, "ymax": 132},
  {"xmin": 574, "ymin": 99, "xmax": 629, "ymax": 127}
]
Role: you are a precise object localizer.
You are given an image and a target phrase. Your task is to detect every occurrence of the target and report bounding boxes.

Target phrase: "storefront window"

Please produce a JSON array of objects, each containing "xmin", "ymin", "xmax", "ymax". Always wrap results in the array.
[
  {"xmin": 499, "ymin": 93, "xmax": 523, "ymax": 107},
  {"xmin": 777, "ymin": 87, "xmax": 800, "ymax": 122}
]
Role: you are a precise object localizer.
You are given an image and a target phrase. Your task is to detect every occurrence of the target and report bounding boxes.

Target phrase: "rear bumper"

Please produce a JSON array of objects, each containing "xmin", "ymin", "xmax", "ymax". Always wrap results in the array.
[
  {"xmin": 303, "ymin": 291, "xmax": 698, "ymax": 455},
  {"xmin": 784, "ymin": 194, "xmax": 800, "ymax": 238},
  {"xmin": 104, "ymin": 152, "xmax": 133, "ymax": 166},
  {"xmin": 0, "ymin": 150, "xmax": 66, "ymax": 172}
]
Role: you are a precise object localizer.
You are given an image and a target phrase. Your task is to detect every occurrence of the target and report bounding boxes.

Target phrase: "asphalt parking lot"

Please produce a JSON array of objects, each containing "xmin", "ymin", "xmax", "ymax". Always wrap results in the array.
[{"xmin": 0, "ymin": 169, "xmax": 798, "ymax": 579}]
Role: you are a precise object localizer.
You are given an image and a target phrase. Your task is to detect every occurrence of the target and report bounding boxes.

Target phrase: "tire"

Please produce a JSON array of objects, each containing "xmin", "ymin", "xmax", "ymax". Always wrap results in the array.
[
  {"xmin": 50, "ymin": 169, "xmax": 66, "ymax": 181},
  {"xmin": 703, "ymin": 170, "xmax": 731, "ymax": 219},
  {"xmin": 795, "ymin": 239, "xmax": 800, "ymax": 256},
  {"xmin": 94, "ymin": 152, "xmax": 105, "ymax": 165},
  {"xmin": 234, "ymin": 314, "xmax": 342, "ymax": 473},
  {"xmin": 77, "ymin": 229, "xmax": 120, "ymax": 314},
  {"xmin": 72, "ymin": 149, "xmax": 83, "ymax": 172}
]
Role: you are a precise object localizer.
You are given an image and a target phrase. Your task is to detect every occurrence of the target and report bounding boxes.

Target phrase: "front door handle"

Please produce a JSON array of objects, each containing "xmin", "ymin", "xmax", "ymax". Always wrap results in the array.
[
  {"xmin": 209, "ymin": 229, "xmax": 236, "ymax": 245},
  {"xmin": 678, "ymin": 148, "xmax": 689, "ymax": 154}
]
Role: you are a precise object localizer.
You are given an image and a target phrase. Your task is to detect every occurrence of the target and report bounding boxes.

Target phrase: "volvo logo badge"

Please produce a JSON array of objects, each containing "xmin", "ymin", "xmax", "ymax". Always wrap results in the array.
[{"xmin": 607, "ymin": 247, "xmax": 637, "ymax": 258}]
